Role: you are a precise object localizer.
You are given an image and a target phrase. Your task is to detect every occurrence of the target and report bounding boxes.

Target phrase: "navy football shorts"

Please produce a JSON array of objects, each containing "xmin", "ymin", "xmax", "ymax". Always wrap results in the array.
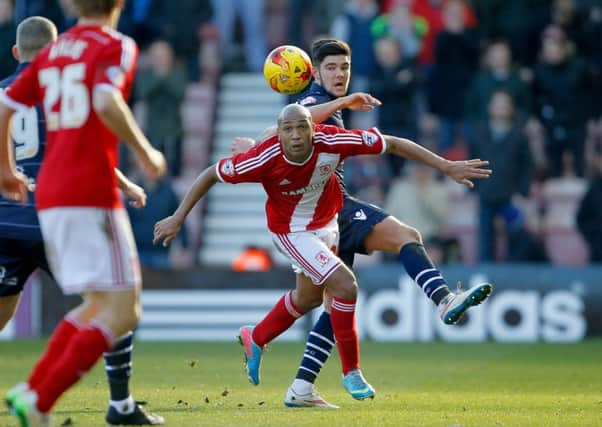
[
  {"xmin": 338, "ymin": 196, "xmax": 389, "ymax": 268},
  {"xmin": 0, "ymin": 238, "xmax": 49, "ymax": 297}
]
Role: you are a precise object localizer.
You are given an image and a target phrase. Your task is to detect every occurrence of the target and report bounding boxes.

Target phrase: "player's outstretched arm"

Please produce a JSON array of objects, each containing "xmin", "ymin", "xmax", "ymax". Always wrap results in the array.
[
  {"xmin": 384, "ymin": 135, "xmax": 492, "ymax": 188},
  {"xmin": 93, "ymin": 88, "xmax": 166, "ymax": 179},
  {"xmin": 0, "ymin": 103, "xmax": 28, "ymax": 202},
  {"xmin": 153, "ymin": 164, "xmax": 219, "ymax": 247},
  {"xmin": 232, "ymin": 93, "xmax": 383, "ymax": 155},
  {"xmin": 308, "ymin": 92, "xmax": 381, "ymax": 124},
  {"xmin": 114, "ymin": 168, "xmax": 147, "ymax": 208}
]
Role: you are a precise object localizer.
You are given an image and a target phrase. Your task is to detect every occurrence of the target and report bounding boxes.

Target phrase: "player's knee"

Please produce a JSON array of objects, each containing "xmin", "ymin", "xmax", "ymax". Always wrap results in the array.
[
  {"xmin": 401, "ymin": 225, "xmax": 422, "ymax": 246},
  {"xmin": 325, "ymin": 266, "xmax": 358, "ymax": 300}
]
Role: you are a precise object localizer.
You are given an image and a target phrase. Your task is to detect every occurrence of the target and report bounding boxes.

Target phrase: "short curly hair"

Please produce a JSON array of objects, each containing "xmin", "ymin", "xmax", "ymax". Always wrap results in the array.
[{"xmin": 310, "ymin": 39, "xmax": 351, "ymax": 65}]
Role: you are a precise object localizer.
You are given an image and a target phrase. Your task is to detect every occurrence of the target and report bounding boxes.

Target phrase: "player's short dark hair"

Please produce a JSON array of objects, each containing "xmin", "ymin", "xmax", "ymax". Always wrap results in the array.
[
  {"xmin": 310, "ymin": 39, "xmax": 351, "ymax": 65},
  {"xmin": 16, "ymin": 16, "xmax": 57, "ymax": 59},
  {"xmin": 72, "ymin": 0, "xmax": 119, "ymax": 17}
]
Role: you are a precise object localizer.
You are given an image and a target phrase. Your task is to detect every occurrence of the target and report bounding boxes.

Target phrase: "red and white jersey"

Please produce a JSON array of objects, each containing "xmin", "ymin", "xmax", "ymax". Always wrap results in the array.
[
  {"xmin": 216, "ymin": 124, "xmax": 386, "ymax": 233},
  {"xmin": 0, "ymin": 25, "xmax": 138, "ymax": 210}
]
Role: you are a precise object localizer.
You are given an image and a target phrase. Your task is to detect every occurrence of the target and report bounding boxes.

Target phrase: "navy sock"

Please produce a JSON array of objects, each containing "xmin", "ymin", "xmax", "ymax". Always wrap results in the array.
[
  {"xmin": 295, "ymin": 311, "xmax": 335, "ymax": 384},
  {"xmin": 400, "ymin": 242, "xmax": 451, "ymax": 305},
  {"xmin": 103, "ymin": 331, "xmax": 133, "ymax": 401}
]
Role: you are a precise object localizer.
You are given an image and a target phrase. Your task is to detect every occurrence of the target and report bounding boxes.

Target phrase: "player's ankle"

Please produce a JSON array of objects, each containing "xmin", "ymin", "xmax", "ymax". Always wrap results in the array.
[
  {"xmin": 291, "ymin": 379, "xmax": 313, "ymax": 395},
  {"xmin": 109, "ymin": 395, "xmax": 135, "ymax": 415}
]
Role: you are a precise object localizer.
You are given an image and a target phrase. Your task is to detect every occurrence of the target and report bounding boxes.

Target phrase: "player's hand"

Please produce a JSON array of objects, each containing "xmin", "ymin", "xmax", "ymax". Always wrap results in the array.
[
  {"xmin": 123, "ymin": 181, "xmax": 147, "ymax": 208},
  {"xmin": 0, "ymin": 170, "xmax": 29, "ymax": 203},
  {"xmin": 340, "ymin": 92, "xmax": 382, "ymax": 111},
  {"xmin": 232, "ymin": 137, "xmax": 256, "ymax": 155},
  {"xmin": 153, "ymin": 215, "xmax": 182, "ymax": 247},
  {"xmin": 444, "ymin": 159, "xmax": 492, "ymax": 188},
  {"xmin": 137, "ymin": 147, "xmax": 167, "ymax": 179}
]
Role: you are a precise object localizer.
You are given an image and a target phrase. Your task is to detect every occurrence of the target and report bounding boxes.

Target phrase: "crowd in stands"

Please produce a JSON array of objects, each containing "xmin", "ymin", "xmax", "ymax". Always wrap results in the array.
[{"xmin": 1, "ymin": 0, "xmax": 601, "ymax": 267}]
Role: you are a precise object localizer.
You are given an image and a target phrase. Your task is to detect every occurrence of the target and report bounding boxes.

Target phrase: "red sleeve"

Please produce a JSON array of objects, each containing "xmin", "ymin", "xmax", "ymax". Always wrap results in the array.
[
  {"xmin": 215, "ymin": 138, "xmax": 278, "ymax": 184},
  {"xmin": 314, "ymin": 124, "xmax": 387, "ymax": 159},
  {"xmin": 1, "ymin": 60, "xmax": 41, "ymax": 110},
  {"xmin": 93, "ymin": 36, "xmax": 138, "ymax": 97}
]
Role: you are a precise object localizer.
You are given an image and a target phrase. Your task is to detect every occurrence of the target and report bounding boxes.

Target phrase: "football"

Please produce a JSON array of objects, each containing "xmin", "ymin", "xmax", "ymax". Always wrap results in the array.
[{"xmin": 263, "ymin": 45, "xmax": 312, "ymax": 94}]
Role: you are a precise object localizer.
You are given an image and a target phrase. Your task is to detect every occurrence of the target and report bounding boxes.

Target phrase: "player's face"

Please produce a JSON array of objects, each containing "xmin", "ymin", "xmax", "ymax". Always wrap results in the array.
[
  {"xmin": 313, "ymin": 54, "xmax": 350, "ymax": 98},
  {"xmin": 278, "ymin": 116, "xmax": 314, "ymax": 163}
]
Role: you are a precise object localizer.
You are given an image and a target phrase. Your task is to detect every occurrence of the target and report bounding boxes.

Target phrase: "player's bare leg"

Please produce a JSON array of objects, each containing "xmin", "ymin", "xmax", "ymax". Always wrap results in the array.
[
  {"xmin": 365, "ymin": 216, "xmax": 492, "ymax": 324},
  {"xmin": 0, "ymin": 293, "xmax": 21, "ymax": 330}
]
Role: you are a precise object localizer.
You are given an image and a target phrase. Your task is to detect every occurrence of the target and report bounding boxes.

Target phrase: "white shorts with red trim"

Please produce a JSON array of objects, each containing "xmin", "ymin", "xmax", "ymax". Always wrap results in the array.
[
  {"xmin": 272, "ymin": 218, "xmax": 341, "ymax": 285},
  {"xmin": 38, "ymin": 207, "xmax": 141, "ymax": 295}
]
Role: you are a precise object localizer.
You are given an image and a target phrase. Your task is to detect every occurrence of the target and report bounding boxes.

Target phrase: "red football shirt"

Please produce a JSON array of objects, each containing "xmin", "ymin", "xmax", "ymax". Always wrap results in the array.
[
  {"xmin": 0, "ymin": 25, "xmax": 138, "ymax": 210},
  {"xmin": 216, "ymin": 124, "xmax": 386, "ymax": 233}
]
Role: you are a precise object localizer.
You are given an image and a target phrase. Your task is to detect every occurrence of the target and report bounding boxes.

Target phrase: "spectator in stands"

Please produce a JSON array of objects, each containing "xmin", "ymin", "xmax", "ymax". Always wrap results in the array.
[
  {"xmin": 127, "ymin": 172, "xmax": 187, "ymax": 269},
  {"xmin": 532, "ymin": 25, "xmax": 592, "ymax": 177},
  {"xmin": 577, "ymin": 117, "xmax": 602, "ymax": 262},
  {"xmin": 371, "ymin": 0, "xmax": 422, "ymax": 61},
  {"xmin": 548, "ymin": 0, "xmax": 587, "ymax": 53},
  {"xmin": 211, "ymin": 0, "xmax": 267, "ymax": 72},
  {"xmin": 118, "ymin": 0, "xmax": 161, "ymax": 49},
  {"xmin": 429, "ymin": 0, "xmax": 479, "ymax": 153},
  {"xmin": 148, "ymin": 0, "xmax": 213, "ymax": 80},
  {"xmin": 469, "ymin": 90, "xmax": 533, "ymax": 262},
  {"xmin": 370, "ymin": 36, "xmax": 418, "ymax": 175},
  {"xmin": 582, "ymin": 3, "xmax": 602, "ymax": 124},
  {"xmin": 385, "ymin": 162, "xmax": 449, "ymax": 246},
  {"xmin": 331, "ymin": 0, "xmax": 379, "ymax": 128},
  {"xmin": 287, "ymin": 0, "xmax": 345, "ymax": 50},
  {"xmin": 410, "ymin": 0, "xmax": 477, "ymax": 67},
  {"xmin": 232, "ymin": 245, "xmax": 273, "ymax": 272},
  {"xmin": 136, "ymin": 39, "xmax": 188, "ymax": 177},
  {"xmin": 465, "ymin": 39, "xmax": 532, "ymax": 126},
  {"xmin": 0, "ymin": 0, "xmax": 15, "ymax": 79},
  {"xmin": 470, "ymin": 0, "xmax": 548, "ymax": 67}
]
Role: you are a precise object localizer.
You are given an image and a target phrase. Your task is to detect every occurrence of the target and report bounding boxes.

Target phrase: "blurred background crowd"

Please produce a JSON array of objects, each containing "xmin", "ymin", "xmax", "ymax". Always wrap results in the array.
[{"xmin": 2, "ymin": 0, "xmax": 601, "ymax": 269}]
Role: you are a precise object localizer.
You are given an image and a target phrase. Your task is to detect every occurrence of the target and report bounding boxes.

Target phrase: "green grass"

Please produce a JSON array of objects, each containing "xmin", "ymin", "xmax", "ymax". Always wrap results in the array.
[{"xmin": 1, "ymin": 340, "xmax": 601, "ymax": 426}]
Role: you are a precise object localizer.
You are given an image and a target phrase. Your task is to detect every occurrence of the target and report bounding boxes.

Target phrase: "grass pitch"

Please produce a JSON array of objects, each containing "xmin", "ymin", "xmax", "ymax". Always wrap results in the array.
[{"xmin": 0, "ymin": 340, "xmax": 600, "ymax": 426}]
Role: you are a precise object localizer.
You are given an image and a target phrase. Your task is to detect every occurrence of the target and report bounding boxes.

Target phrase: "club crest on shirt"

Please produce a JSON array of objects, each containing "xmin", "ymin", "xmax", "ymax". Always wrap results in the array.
[
  {"xmin": 220, "ymin": 159, "xmax": 235, "ymax": 176},
  {"xmin": 362, "ymin": 131, "xmax": 378, "ymax": 146},
  {"xmin": 318, "ymin": 163, "xmax": 332, "ymax": 176},
  {"xmin": 315, "ymin": 251, "xmax": 330, "ymax": 266}
]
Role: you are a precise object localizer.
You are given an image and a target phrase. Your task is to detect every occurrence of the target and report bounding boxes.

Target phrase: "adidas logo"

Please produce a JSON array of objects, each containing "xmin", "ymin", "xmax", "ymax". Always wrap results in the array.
[
  {"xmin": 279, "ymin": 178, "xmax": 291, "ymax": 185},
  {"xmin": 353, "ymin": 209, "xmax": 367, "ymax": 221}
]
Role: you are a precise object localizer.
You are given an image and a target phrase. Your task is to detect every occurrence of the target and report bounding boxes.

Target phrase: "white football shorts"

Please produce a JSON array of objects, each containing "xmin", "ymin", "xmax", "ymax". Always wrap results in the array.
[
  {"xmin": 271, "ymin": 218, "xmax": 342, "ymax": 285},
  {"xmin": 38, "ymin": 207, "xmax": 141, "ymax": 295}
]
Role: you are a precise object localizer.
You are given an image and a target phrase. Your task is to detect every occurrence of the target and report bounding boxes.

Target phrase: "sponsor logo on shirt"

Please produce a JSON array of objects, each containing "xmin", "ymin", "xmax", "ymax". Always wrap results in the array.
[
  {"xmin": 220, "ymin": 159, "xmax": 235, "ymax": 176},
  {"xmin": 362, "ymin": 131, "xmax": 378, "ymax": 146},
  {"xmin": 281, "ymin": 179, "xmax": 328, "ymax": 196}
]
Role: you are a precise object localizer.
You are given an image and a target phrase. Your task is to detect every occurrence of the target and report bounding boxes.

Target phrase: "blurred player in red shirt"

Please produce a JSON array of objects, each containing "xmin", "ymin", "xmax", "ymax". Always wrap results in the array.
[{"xmin": 0, "ymin": 1, "xmax": 166, "ymax": 425}]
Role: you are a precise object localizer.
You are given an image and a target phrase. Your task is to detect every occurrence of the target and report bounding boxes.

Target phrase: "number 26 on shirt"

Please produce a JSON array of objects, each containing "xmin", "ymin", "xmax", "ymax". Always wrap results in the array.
[{"xmin": 39, "ymin": 63, "xmax": 90, "ymax": 131}]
